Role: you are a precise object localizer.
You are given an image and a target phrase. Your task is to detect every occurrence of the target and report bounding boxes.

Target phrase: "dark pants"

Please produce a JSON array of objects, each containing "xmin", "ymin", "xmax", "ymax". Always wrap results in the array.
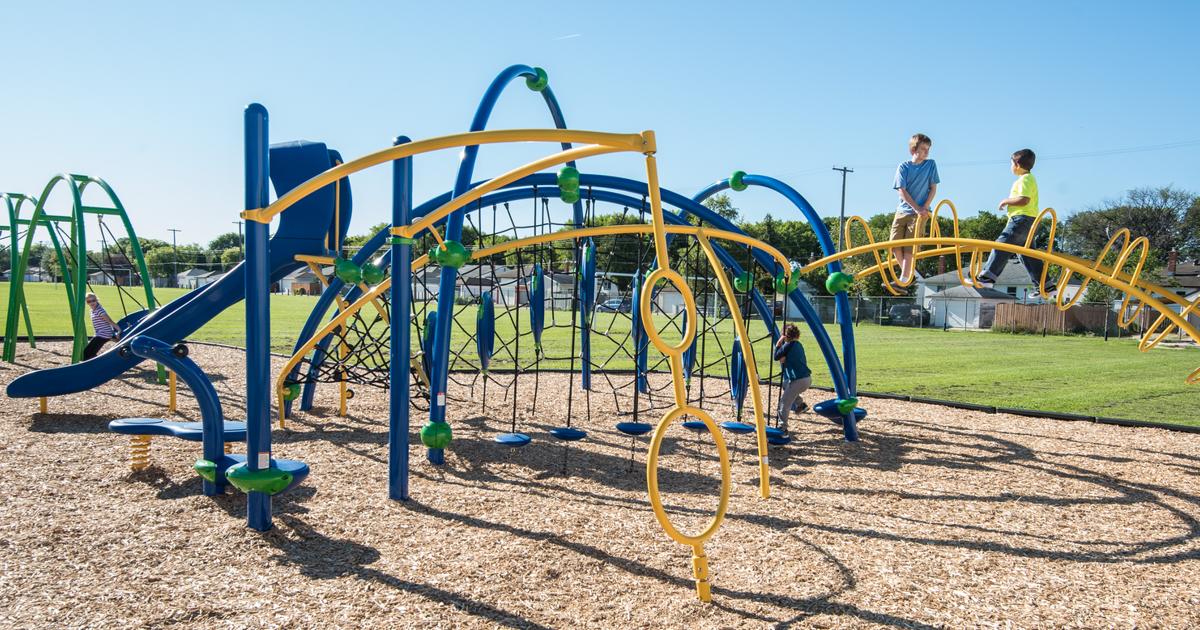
[
  {"xmin": 83, "ymin": 336, "xmax": 112, "ymax": 360},
  {"xmin": 980, "ymin": 215, "xmax": 1045, "ymax": 284}
]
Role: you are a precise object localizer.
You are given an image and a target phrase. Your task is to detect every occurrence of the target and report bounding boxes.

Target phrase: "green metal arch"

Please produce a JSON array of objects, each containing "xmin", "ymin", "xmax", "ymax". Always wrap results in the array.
[{"xmin": 3, "ymin": 175, "xmax": 158, "ymax": 364}]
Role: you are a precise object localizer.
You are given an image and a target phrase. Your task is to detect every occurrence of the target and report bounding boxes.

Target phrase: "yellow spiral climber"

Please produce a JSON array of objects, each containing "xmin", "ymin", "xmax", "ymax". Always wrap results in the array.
[{"xmin": 816, "ymin": 198, "xmax": 1200, "ymax": 384}]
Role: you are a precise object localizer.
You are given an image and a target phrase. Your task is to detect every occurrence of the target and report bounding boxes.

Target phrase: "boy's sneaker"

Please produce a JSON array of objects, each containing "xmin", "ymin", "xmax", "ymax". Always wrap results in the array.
[
  {"xmin": 792, "ymin": 400, "xmax": 809, "ymax": 413},
  {"xmin": 974, "ymin": 276, "xmax": 994, "ymax": 289}
]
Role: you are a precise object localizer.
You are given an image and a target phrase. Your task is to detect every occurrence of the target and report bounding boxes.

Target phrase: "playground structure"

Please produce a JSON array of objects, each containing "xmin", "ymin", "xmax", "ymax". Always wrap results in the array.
[
  {"xmin": 2, "ymin": 177, "xmax": 158, "ymax": 364},
  {"xmin": 4, "ymin": 63, "xmax": 1199, "ymax": 606}
]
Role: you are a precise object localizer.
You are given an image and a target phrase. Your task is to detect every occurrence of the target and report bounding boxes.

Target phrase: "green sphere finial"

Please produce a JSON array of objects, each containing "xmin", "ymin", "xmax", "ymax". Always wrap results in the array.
[
  {"xmin": 420, "ymin": 421, "xmax": 453, "ymax": 449},
  {"xmin": 730, "ymin": 170, "xmax": 748, "ymax": 192},
  {"xmin": 525, "ymin": 67, "xmax": 549, "ymax": 92},
  {"xmin": 557, "ymin": 166, "xmax": 580, "ymax": 192},
  {"xmin": 825, "ymin": 271, "xmax": 854, "ymax": 294},
  {"xmin": 334, "ymin": 258, "xmax": 362, "ymax": 284},
  {"xmin": 733, "ymin": 271, "xmax": 753, "ymax": 293},
  {"xmin": 561, "ymin": 188, "xmax": 581, "ymax": 204},
  {"xmin": 361, "ymin": 261, "xmax": 386, "ymax": 285},
  {"xmin": 430, "ymin": 240, "xmax": 470, "ymax": 269}
]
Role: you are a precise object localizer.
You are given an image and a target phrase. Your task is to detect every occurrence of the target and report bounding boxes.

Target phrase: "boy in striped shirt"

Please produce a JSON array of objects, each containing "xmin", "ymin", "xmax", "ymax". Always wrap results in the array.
[{"xmin": 84, "ymin": 293, "xmax": 120, "ymax": 359}]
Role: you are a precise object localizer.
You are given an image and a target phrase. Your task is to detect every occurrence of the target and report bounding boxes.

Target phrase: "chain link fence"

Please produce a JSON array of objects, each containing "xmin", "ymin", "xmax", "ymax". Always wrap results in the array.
[{"xmin": 801, "ymin": 295, "xmax": 1198, "ymax": 341}]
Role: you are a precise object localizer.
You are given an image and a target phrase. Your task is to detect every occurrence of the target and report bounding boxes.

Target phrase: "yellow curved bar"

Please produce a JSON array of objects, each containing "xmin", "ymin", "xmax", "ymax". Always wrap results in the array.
[
  {"xmin": 697, "ymin": 233, "xmax": 770, "ymax": 499},
  {"xmin": 394, "ymin": 143, "xmax": 630, "ymax": 240},
  {"xmin": 243, "ymin": 129, "xmax": 653, "ymax": 224}
]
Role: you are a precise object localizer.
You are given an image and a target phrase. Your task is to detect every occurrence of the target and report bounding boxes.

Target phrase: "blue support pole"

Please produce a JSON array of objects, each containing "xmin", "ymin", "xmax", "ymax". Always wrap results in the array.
[
  {"xmin": 389, "ymin": 136, "xmax": 413, "ymax": 500},
  {"xmin": 243, "ymin": 103, "xmax": 272, "ymax": 531}
]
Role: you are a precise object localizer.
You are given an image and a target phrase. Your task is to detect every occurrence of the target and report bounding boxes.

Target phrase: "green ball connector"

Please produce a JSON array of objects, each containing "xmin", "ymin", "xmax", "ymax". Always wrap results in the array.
[
  {"xmin": 225, "ymin": 462, "xmax": 294, "ymax": 495},
  {"xmin": 334, "ymin": 258, "xmax": 362, "ymax": 284},
  {"xmin": 282, "ymin": 383, "xmax": 300, "ymax": 402},
  {"xmin": 775, "ymin": 273, "xmax": 800, "ymax": 294},
  {"xmin": 730, "ymin": 170, "xmax": 748, "ymax": 192},
  {"xmin": 560, "ymin": 188, "xmax": 581, "ymax": 204},
  {"xmin": 361, "ymin": 261, "xmax": 386, "ymax": 285},
  {"xmin": 836, "ymin": 397, "xmax": 859, "ymax": 416},
  {"xmin": 194, "ymin": 458, "xmax": 217, "ymax": 483},
  {"xmin": 430, "ymin": 240, "xmax": 470, "ymax": 269},
  {"xmin": 825, "ymin": 271, "xmax": 854, "ymax": 294},
  {"xmin": 525, "ymin": 67, "xmax": 549, "ymax": 92},
  {"xmin": 420, "ymin": 421, "xmax": 453, "ymax": 449},
  {"xmin": 557, "ymin": 166, "xmax": 580, "ymax": 192},
  {"xmin": 733, "ymin": 271, "xmax": 753, "ymax": 293}
]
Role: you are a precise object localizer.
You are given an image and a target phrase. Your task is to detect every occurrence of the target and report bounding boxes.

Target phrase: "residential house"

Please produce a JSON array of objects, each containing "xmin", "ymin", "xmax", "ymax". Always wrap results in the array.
[
  {"xmin": 928, "ymin": 284, "xmax": 1017, "ymax": 329},
  {"xmin": 917, "ymin": 258, "xmax": 1081, "ymax": 308},
  {"xmin": 278, "ymin": 266, "xmax": 328, "ymax": 295},
  {"xmin": 176, "ymin": 268, "xmax": 212, "ymax": 289}
]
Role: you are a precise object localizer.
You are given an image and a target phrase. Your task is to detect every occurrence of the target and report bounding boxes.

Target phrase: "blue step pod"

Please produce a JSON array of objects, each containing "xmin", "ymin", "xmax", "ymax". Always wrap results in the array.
[
  {"xmin": 616, "ymin": 422, "xmax": 652, "ymax": 436},
  {"xmin": 549, "ymin": 427, "xmax": 587, "ymax": 441},
  {"xmin": 494, "ymin": 433, "xmax": 532, "ymax": 447}
]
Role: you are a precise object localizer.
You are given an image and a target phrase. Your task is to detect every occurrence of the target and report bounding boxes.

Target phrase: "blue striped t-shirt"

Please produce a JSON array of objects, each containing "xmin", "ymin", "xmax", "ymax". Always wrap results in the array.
[{"xmin": 91, "ymin": 304, "xmax": 116, "ymax": 339}]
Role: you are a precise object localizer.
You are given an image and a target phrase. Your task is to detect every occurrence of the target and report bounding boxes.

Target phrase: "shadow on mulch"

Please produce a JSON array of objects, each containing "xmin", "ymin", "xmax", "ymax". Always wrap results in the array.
[
  {"xmin": 28, "ymin": 413, "xmax": 114, "ymax": 434},
  {"xmin": 406, "ymin": 499, "xmax": 938, "ymax": 629},
  {"xmin": 264, "ymin": 512, "xmax": 556, "ymax": 630}
]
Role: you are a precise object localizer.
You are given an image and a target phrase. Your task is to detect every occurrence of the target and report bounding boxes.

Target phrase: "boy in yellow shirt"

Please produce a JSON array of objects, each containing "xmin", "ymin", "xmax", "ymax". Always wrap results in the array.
[{"xmin": 975, "ymin": 149, "xmax": 1048, "ymax": 295}]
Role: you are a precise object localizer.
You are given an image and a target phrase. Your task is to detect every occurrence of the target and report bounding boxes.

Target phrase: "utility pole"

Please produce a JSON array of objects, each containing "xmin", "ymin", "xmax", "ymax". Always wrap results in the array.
[
  {"xmin": 232, "ymin": 220, "xmax": 244, "ymax": 255},
  {"xmin": 832, "ymin": 166, "xmax": 854, "ymax": 251},
  {"xmin": 168, "ymin": 228, "xmax": 181, "ymax": 288}
]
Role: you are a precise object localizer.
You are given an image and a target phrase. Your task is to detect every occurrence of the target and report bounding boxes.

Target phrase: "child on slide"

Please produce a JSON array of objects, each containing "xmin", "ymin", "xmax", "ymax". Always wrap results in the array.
[{"xmin": 773, "ymin": 324, "xmax": 811, "ymax": 433}]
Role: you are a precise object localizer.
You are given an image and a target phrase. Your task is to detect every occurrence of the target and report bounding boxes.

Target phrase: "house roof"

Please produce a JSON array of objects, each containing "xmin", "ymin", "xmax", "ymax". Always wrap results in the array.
[
  {"xmin": 177, "ymin": 268, "xmax": 210, "ymax": 277},
  {"xmin": 928, "ymin": 284, "xmax": 1017, "ymax": 300}
]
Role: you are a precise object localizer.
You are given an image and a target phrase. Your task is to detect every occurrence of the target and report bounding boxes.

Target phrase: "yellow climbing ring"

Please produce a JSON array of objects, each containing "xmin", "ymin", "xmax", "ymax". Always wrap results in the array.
[{"xmin": 645, "ymin": 405, "xmax": 731, "ymax": 603}]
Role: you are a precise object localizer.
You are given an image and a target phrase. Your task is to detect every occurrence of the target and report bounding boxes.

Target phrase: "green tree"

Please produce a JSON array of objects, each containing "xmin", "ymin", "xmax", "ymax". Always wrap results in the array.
[
  {"xmin": 702, "ymin": 193, "xmax": 740, "ymax": 222},
  {"xmin": 220, "ymin": 247, "xmax": 243, "ymax": 270},
  {"xmin": 1062, "ymin": 186, "xmax": 1197, "ymax": 266},
  {"xmin": 343, "ymin": 222, "xmax": 390, "ymax": 250},
  {"xmin": 145, "ymin": 244, "xmax": 206, "ymax": 279},
  {"xmin": 208, "ymin": 232, "xmax": 243, "ymax": 252}
]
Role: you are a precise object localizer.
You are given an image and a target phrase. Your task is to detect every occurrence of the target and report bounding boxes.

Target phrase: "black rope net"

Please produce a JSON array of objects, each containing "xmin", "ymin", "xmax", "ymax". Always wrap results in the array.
[{"xmin": 286, "ymin": 189, "xmax": 792, "ymax": 429}]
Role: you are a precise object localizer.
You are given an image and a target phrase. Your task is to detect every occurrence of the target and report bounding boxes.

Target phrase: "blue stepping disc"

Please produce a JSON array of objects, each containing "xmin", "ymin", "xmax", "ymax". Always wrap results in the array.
[
  {"xmin": 494, "ymin": 433, "xmax": 531, "ymax": 447},
  {"xmin": 682, "ymin": 420, "xmax": 708, "ymax": 432},
  {"xmin": 767, "ymin": 435, "xmax": 793, "ymax": 446},
  {"xmin": 720, "ymin": 421, "xmax": 755, "ymax": 435},
  {"xmin": 549, "ymin": 427, "xmax": 587, "ymax": 441},
  {"xmin": 764, "ymin": 427, "xmax": 786, "ymax": 439},
  {"xmin": 616, "ymin": 422, "xmax": 652, "ymax": 436}
]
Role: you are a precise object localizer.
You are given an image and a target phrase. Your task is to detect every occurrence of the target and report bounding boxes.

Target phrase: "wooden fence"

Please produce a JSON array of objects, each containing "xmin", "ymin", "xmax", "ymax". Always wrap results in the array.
[{"xmin": 992, "ymin": 302, "xmax": 1159, "ymax": 335}]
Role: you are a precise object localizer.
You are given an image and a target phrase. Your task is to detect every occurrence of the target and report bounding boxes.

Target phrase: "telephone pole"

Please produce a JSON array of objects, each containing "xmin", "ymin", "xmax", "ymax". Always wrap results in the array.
[
  {"xmin": 832, "ymin": 166, "xmax": 854, "ymax": 251},
  {"xmin": 168, "ymin": 228, "xmax": 181, "ymax": 287},
  {"xmin": 232, "ymin": 220, "xmax": 244, "ymax": 255}
]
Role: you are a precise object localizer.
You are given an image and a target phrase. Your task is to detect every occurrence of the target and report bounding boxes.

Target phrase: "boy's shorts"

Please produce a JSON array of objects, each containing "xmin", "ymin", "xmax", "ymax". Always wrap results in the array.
[{"xmin": 890, "ymin": 211, "xmax": 918, "ymax": 242}]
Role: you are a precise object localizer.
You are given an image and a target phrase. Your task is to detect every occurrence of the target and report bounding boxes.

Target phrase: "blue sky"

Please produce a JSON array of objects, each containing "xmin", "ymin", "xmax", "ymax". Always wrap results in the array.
[{"xmin": 3, "ymin": 1, "xmax": 1198, "ymax": 250}]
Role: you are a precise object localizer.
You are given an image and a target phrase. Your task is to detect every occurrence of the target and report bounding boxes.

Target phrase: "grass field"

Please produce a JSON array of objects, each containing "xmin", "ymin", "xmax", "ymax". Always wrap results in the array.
[{"xmin": 3, "ymin": 281, "xmax": 1197, "ymax": 426}]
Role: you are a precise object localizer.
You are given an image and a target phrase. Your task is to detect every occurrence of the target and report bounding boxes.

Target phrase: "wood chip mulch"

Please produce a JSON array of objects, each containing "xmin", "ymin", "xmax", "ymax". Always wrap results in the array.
[{"xmin": 1, "ymin": 342, "xmax": 1198, "ymax": 629}]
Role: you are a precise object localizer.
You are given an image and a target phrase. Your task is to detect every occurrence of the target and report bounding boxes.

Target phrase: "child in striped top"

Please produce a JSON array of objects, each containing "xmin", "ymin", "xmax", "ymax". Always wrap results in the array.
[{"xmin": 84, "ymin": 293, "xmax": 120, "ymax": 360}]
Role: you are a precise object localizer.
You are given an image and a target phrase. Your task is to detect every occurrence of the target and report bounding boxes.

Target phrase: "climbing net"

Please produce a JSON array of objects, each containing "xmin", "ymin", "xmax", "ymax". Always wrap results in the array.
[{"xmin": 285, "ymin": 189, "xmax": 798, "ymax": 428}]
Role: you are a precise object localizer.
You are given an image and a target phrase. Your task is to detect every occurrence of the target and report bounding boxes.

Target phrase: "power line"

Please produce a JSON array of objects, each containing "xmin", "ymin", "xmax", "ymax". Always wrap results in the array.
[{"xmin": 849, "ymin": 138, "xmax": 1200, "ymax": 170}]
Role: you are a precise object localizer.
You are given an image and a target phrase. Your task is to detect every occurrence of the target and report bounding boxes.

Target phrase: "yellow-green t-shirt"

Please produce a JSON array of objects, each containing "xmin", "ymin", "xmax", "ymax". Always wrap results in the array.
[{"xmin": 1008, "ymin": 173, "xmax": 1039, "ymax": 218}]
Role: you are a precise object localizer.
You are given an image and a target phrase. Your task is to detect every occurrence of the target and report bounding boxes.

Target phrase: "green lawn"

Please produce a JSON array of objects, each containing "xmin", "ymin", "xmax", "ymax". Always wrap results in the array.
[{"xmin": 3, "ymin": 281, "xmax": 1197, "ymax": 426}]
